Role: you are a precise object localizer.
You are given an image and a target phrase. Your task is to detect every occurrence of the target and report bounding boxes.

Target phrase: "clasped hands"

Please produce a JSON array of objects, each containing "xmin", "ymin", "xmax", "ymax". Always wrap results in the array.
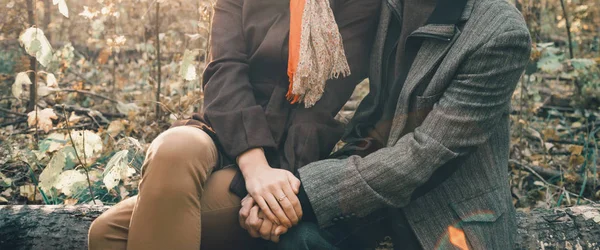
[
  {"xmin": 237, "ymin": 148, "xmax": 304, "ymax": 242},
  {"xmin": 238, "ymin": 170, "xmax": 303, "ymax": 242}
]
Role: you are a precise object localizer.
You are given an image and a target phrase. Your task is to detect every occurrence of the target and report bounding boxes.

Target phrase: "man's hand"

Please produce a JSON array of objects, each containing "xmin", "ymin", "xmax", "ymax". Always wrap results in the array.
[
  {"xmin": 240, "ymin": 195, "xmax": 289, "ymax": 242},
  {"xmin": 238, "ymin": 148, "xmax": 303, "ymax": 227}
]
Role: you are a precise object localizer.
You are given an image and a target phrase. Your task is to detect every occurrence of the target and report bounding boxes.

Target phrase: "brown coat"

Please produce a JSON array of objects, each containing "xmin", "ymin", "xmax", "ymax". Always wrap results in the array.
[{"xmin": 197, "ymin": 0, "xmax": 380, "ymax": 196}]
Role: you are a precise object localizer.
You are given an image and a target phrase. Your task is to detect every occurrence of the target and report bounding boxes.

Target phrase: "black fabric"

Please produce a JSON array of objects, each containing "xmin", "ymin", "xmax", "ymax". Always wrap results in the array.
[
  {"xmin": 426, "ymin": 0, "xmax": 468, "ymax": 24},
  {"xmin": 296, "ymin": 184, "xmax": 317, "ymax": 223}
]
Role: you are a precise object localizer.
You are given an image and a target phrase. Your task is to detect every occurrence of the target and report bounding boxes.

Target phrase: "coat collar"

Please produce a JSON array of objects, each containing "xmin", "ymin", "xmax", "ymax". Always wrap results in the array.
[
  {"xmin": 384, "ymin": 0, "xmax": 475, "ymax": 146},
  {"xmin": 385, "ymin": 0, "xmax": 475, "ymax": 39},
  {"xmin": 386, "ymin": 0, "xmax": 475, "ymax": 23},
  {"xmin": 409, "ymin": 0, "xmax": 473, "ymax": 39}
]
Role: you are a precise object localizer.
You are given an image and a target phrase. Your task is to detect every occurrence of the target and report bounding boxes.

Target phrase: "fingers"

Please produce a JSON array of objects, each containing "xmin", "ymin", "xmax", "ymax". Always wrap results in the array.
[
  {"xmin": 287, "ymin": 172, "xmax": 301, "ymax": 194},
  {"xmin": 271, "ymin": 224, "xmax": 289, "ymax": 243},
  {"xmin": 265, "ymin": 193, "xmax": 293, "ymax": 228},
  {"xmin": 258, "ymin": 211, "xmax": 274, "ymax": 240},
  {"xmin": 245, "ymin": 206, "xmax": 262, "ymax": 238},
  {"xmin": 274, "ymin": 225, "xmax": 288, "ymax": 236},
  {"xmin": 278, "ymin": 186, "xmax": 301, "ymax": 225},
  {"xmin": 254, "ymin": 195, "xmax": 281, "ymax": 226},
  {"xmin": 238, "ymin": 195, "xmax": 255, "ymax": 230},
  {"xmin": 270, "ymin": 224, "xmax": 280, "ymax": 243}
]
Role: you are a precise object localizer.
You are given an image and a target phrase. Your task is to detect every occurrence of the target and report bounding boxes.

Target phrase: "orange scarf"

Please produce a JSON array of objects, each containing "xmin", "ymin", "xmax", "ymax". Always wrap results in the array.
[{"xmin": 287, "ymin": 0, "xmax": 350, "ymax": 108}]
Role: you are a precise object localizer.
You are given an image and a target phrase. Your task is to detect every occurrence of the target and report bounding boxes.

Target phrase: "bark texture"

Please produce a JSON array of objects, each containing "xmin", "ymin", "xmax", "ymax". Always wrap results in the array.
[{"xmin": 0, "ymin": 205, "xmax": 599, "ymax": 249}]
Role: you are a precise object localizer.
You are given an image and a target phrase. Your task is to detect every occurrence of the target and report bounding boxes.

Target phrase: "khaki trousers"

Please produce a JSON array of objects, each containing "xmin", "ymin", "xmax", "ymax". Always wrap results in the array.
[{"xmin": 88, "ymin": 126, "xmax": 261, "ymax": 250}]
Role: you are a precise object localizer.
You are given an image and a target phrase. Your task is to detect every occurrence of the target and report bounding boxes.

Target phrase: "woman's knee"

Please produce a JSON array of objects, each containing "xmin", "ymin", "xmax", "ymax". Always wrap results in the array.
[
  {"xmin": 139, "ymin": 126, "xmax": 218, "ymax": 198},
  {"xmin": 145, "ymin": 126, "xmax": 218, "ymax": 173},
  {"xmin": 88, "ymin": 214, "xmax": 114, "ymax": 249},
  {"xmin": 88, "ymin": 197, "xmax": 134, "ymax": 249}
]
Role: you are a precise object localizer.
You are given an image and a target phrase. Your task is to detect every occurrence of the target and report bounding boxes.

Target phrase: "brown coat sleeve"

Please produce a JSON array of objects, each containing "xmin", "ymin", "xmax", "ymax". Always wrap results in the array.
[{"xmin": 202, "ymin": 0, "xmax": 277, "ymax": 158}]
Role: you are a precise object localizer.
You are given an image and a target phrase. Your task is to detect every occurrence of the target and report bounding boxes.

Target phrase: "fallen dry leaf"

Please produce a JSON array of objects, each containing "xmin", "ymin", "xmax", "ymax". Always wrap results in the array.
[{"xmin": 27, "ymin": 108, "xmax": 58, "ymax": 133}]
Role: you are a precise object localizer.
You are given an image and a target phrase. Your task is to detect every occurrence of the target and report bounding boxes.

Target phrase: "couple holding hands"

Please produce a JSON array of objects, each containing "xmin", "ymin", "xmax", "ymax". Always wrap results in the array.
[{"xmin": 89, "ymin": 0, "xmax": 531, "ymax": 249}]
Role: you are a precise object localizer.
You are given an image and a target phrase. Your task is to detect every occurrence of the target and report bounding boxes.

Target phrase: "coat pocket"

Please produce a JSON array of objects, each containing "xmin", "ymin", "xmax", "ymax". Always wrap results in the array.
[
  {"xmin": 449, "ymin": 189, "xmax": 505, "ymax": 223},
  {"xmin": 448, "ymin": 188, "xmax": 515, "ymax": 250}
]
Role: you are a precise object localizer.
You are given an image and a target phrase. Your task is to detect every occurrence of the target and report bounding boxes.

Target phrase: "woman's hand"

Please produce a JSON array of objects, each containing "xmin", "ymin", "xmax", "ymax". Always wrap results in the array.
[
  {"xmin": 239, "ymin": 195, "xmax": 289, "ymax": 242},
  {"xmin": 238, "ymin": 148, "xmax": 303, "ymax": 227}
]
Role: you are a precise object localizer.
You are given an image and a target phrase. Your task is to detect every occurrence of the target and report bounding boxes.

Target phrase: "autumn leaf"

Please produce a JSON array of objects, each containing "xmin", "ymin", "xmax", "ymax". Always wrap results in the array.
[
  {"xmin": 46, "ymin": 73, "xmax": 58, "ymax": 87},
  {"xmin": 79, "ymin": 6, "xmax": 98, "ymax": 19},
  {"xmin": 19, "ymin": 184, "xmax": 37, "ymax": 201},
  {"xmin": 19, "ymin": 27, "xmax": 53, "ymax": 67},
  {"xmin": 107, "ymin": 120, "xmax": 125, "ymax": 137},
  {"xmin": 12, "ymin": 72, "xmax": 32, "ymax": 98},
  {"xmin": 39, "ymin": 147, "xmax": 74, "ymax": 193},
  {"xmin": 64, "ymin": 198, "xmax": 78, "ymax": 205},
  {"xmin": 103, "ymin": 150, "xmax": 135, "ymax": 191},
  {"xmin": 27, "ymin": 108, "xmax": 58, "ymax": 133},
  {"xmin": 54, "ymin": 170, "xmax": 87, "ymax": 196},
  {"xmin": 116, "ymin": 102, "xmax": 140, "ymax": 116},
  {"xmin": 569, "ymin": 145, "xmax": 584, "ymax": 155},
  {"xmin": 97, "ymin": 47, "xmax": 112, "ymax": 65},
  {"xmin": 70, "ymin": 130, "xmax": 104, "ymax": 162},
  {"xmin": 569, "ymin": 154, "xmax": 586, "ymax": 168},
  {"xmin": 52, "ymin": 0, "xmax": 69, "ymax": 18}
]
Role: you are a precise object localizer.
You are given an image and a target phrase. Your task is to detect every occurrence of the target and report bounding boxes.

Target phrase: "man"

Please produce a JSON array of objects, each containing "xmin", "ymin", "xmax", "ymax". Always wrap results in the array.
[{"xmin": 241, "ymin": 0, "xmax": 531, "ymax": 248}]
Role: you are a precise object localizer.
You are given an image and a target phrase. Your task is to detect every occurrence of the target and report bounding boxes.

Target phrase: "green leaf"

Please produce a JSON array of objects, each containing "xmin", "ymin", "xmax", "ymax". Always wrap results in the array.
[
  {"xmin": 19, "ymin": 27, "xmax": 53, "ymax": 67},
  {"xmin": 570, "ymin": 58, "xmax": 596, "ymax": 70},
  {"xmin": 38, "ymin": 133, "xmax": 68, "ymax": 153},
  {"xmin": 537, "ymin": 54, "xmax": 563, "ymax": 73}
]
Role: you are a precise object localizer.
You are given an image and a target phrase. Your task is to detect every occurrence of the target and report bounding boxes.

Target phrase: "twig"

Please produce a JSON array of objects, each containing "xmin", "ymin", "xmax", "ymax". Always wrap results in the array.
[
  {"xmin": 0, "ymin": 118, "xmax": 27, "ymax": 128},
  {"xmin": 15, "ymin": 123, "xmax": 95, "ymax": 135},
  {"xmin": 155, "ymin": 2, "xmax": 162, "ymax": 120},
  {"xmin": 558, "ymin": 0, "xmax": 574, "ymax": 59},
  {"xmin": 510, "ymin": 160, "xmax": 597, "ymax": 199},
  {"xmin": 546, "ymin": 139, "xmax": 598, "ymax": 148},
  {"xmin": 0, "ymin": 107, "xmax": 28, "ymax": 117},
  {"xmin": 54, "ymin": 104, "xmax": 124, "ymax": 121},
  {"xmin": 60, "ymin": 106, "xmax": 96, "ymax": 205},
  {"xmin": 53, "ymin": 89, "xmax": 119, "ymax": 103}
]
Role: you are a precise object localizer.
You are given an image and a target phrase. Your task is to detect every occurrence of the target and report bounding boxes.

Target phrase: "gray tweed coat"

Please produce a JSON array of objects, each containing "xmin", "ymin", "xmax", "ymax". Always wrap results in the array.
[{"xmin": 298, "ymin": 0, "xmax": 532, "ymax": 249}]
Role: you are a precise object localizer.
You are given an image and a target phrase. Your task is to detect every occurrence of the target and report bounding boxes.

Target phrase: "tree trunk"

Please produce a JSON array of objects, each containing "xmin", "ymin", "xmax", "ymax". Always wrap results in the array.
[{"xmin": 0, "ymin": 205, "xmax": 599, "ymax": 249}]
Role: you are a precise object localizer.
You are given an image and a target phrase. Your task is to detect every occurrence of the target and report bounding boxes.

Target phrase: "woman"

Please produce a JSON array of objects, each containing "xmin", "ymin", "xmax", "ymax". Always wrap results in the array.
[{"xmin": 88, "ymin": 0, "xmax": 380, "ymax": 248}]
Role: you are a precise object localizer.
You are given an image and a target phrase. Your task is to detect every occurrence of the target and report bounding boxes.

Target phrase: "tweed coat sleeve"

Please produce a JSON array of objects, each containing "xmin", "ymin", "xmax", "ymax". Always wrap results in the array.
[
  {"xmin": 298, "ymin": 28, "xmax": 532, "ymax": 228},
  {"xmin": 202, "ymin": 0, "xmax": 277, "ymax": 158}
]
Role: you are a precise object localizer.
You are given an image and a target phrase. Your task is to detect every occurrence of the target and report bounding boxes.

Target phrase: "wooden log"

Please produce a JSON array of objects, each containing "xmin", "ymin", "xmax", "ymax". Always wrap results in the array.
[{"xmin": 0, "ymin": 205, "xmax": 599, "ymax": 249}]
